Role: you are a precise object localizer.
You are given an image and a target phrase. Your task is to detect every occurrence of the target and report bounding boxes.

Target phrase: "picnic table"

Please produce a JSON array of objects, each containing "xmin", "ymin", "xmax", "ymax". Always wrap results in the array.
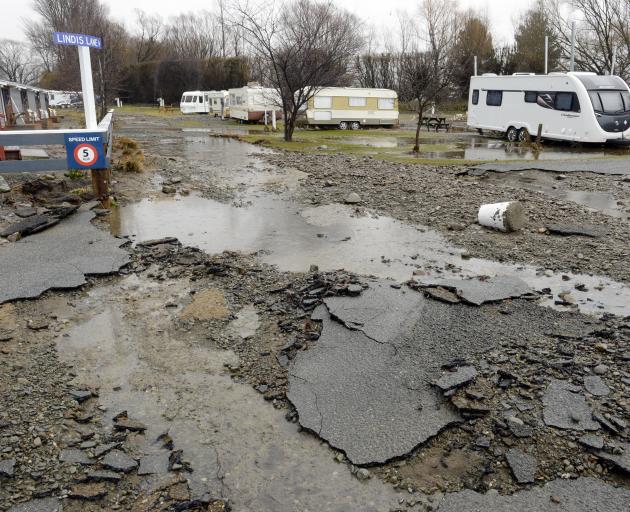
[{"xmin": 421, "ymin": 116, "xmax": 450, "ymax": 132}]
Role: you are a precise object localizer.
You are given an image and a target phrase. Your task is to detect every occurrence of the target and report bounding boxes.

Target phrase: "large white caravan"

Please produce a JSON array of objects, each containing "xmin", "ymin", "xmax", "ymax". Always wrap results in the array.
[
  {"xmin": 306, "ymin": 87, "xmax": 399, "ymax": 129},
  {"xmin": 180, "ymin": 91, "xmax": 212, "ymax": 114},
  {"xmin": 228, "ymin": 85, "xmax": 282, "ymax": 122},
  {"xmin": 208, "ymin": 90, "xmax": 229, "ymax": 116},
  {"xmin": 468, "ymin": 72, "xmax": 630, "ymax": 144}
]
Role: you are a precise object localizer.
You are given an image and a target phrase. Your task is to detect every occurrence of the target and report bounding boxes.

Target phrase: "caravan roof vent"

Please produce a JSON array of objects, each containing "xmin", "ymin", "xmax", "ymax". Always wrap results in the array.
[
  {"xmin": 512, "ymin": 72, "xmax": 535, "ymax": 76},
  {"xmin": 481, "ymin": 73, "xmax": 497, "ymax": 77}
]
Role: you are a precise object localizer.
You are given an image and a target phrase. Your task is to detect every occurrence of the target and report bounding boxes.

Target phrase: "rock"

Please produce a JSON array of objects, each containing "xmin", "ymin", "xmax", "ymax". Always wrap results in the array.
[
  {"xmin": 546, "ymin": 223, "xmax": 606, "ymax": 238},
  {"xmin": 7, "ymin": 497, "xmax": 63, "ymax": 512},
  {"xmin": 33, "ymin": 437, "xmax": 42, "ymax": 447},
  {"xmin": 592, "ymin": 364, "xmax": 608, "ymax": 375},
  {"xmin": 276, "ymin": 353, "xmax": 289, "ymax": 367},
  {"xmin": 162, "ymin": 185, "xmax": 176, "ymax": 194},
  {"xmin": 355, "ymin": 468, "xmax": 370, "ymax": 480},
  {"xmin": 68, "ymin": 482, "xmax": 107, "ymax": 500},
  {"xmin": 69, "ymin": 389, "xmax": 93, "ymax": 403},
  {"xmin": 542, "ymin": 379, "xmax": 599, "ymax": 431},
  {"xmin": 424, "ymin": 287, "xmax": 461, "ymax": 304},
  {"xmin": 583, "ymin": 376, "xmax": 609, "ymax": 397},
  {"xmin": 137, "ymin": 237, "xmax": 178, "ymax": 247},
  {"xmin": 474, "ymin": 436, "xmax": 491, "ymax": 449},
  {"xmin": 505, "ymin": 448, "xmax": 537, "ymax": 483},
  {"xmin": 113, "ymin": 411, "xmax": 147, "ymax": 432},
  {"xmin": 101, "ymin": 450, "xmax": 137, "ymax": 473},
  {"xmin": 344, "ymin": 192, "xmax": 361, "ymax": 204},
  {"xmin": 0, "ymin": 176, "xmax": 10, "ymax": 193},
  {"xmin": 7, "ymin": 233, "xmax": 21, "ymax": 242},
  {"xmin": 86, "ymin": 469, "xmax": 122, "ymax": 482},
  {"xmin": 0, "ymin": 457, "xmax": 16, "ymax": 477},
  {"xmin": 347, "ymin": 284, "xmax": 363, "ymax": 296},
  {"xmin": 435, "ymin": 366, "xmax": 477, "ymax": 391},
  {"xmin": 506, "ymin": 415, "xmax": 534, "ymax": 438},
  {"xmin": 59, "ymin": 448, "xmax": 94, "ymax": 465},
  {"xmin": 93, "ymin": 442, "xmax": 119, "ymax": 457},
  {"xmin": 596, "ymin": 445, "xmax": 630, "ymax": 474},
  {"xmin": 579, "ymin": 434, "xmax": 604, "ymax": 450},
  {"xmin": 15, "ymin": 207, "xmax": 37, "ymax": 218}
]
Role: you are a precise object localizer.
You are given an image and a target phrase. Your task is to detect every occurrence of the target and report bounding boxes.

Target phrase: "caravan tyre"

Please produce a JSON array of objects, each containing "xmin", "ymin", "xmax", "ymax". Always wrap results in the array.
[
  {"xmin": 338, "ymin": 121, "xmax": 349, "ymax": 130},
  {"xmin": 506, "ymin": 126, "xmax": 519, "ymax": 142},
  {"xmin": 350, "ymin": 121, "xmax": 361, "ymax": 130},
  {"xmin": 518, "ymin": 128, "xmax": 530, "ymax": 143}
]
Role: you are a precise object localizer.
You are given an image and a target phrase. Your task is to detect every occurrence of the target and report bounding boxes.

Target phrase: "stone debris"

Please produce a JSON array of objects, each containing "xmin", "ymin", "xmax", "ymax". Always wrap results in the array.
[
  {"xmin": 137, "ymin": 453, "xmax": 169, "ymax": 475},
  {"xmin": 546, "ymin": 223, "xmax": 606, "ymax": 238},
  {"xmin": 436, "ymin": 477, "xmax": 630, "ymax": 511},
  {"xmin": 579, "ymin": 434, "xmax": 604, "ymax": 451},
  {"xmin": 542, "ymin": 379, "xmax": 599, "ymax": 431},
  {"xmin": 68, "ymin": 482, "xmax": 107, "ymax": 500},
  {"xmin": 7, "ymin": 497, "xmax": 63, "ymax": 512},
  {"xmin": 101, "ymin": 450, "xmax": 138, "ymax": 473},
  {"xmin": 0, "ymin": 176, "xmax": 10, "ymax": 193},
  {"xmin": 344, "ymin": 192, "xmax": 361, "ymax": 204},
  {"xmin": 113, "ymin": 411, "xmax": 147, "ymax": 432},
  {"xmin": 86, "ymin": 469, "xmax": 122, "ymax": 482},
  {"xmin": 583, "ymin": 375, "xmax": 610, "ymax": 397},
  {"xmin": 505, "ymin": 448, "xmax": 537, "ymax": 484},
  {"xmin": 58, "ymin": 449, "xmax": 94, "ymax": 465},
  {"xmin": 93, "ymin": 442, "xmax": 119, "ymax": 457},
  {"xmin": 434, "ymin": 366, "xmax": 477, "ymax": 391},
  {"xmin": 596, "ymin": 445, "xmax": 630, "ymax": 474},
  {"xmin": 411, "ymin": 275, "xmax": 531, "ymax": 306},
  {"xmin": 423, "ymin": 286, "xmax": 460, "ymax": 304},
  {"xmin": 0, "ymin": 458, "xmax": 16, "ymax": 477},
  {"xmin": 506, "ymin": 416, "xmax": 534, "ymax": 438},
  {"xmin": 0, "ymin": 209, "xmax": 129, "ymax": 303}
]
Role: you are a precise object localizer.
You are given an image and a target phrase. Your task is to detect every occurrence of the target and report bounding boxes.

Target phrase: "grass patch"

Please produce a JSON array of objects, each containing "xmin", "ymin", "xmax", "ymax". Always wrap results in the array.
[{"xmin": 113, "ymin": 136, "xmax": 145, "ymax": 172}]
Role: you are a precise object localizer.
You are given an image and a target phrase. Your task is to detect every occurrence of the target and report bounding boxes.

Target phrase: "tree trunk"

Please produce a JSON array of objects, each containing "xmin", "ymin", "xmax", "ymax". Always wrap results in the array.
[
  {"xmin": 413, "ymin": 105, "xmax": 424, "ymax": 153},
  {"xmin": 284, "ymin": 107, "xmax": 294, "ymax": 142}
]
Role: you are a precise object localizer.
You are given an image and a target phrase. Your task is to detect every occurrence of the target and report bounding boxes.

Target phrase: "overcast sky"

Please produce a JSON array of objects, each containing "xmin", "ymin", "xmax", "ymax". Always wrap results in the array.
[{"xmin": 3, "ymin": 0, "xmax": 534, "ymax": 44}]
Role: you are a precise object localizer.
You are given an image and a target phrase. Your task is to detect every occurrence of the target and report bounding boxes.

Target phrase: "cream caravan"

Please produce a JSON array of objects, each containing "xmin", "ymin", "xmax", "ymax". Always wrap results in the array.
[
  {"xmin": 306, "ymin": 87, "xmax": 399, "ymax": 129},
  {"xmin": 208, "ymin": 90, "xmax": 229, "ymax": 116},
  {"xmin": 468, "ymin": 72, "xmax": 630, "ymax": 143},
  {"xmin": 229, "ymin": 85, "xmax": 282, "ymax": 122}
]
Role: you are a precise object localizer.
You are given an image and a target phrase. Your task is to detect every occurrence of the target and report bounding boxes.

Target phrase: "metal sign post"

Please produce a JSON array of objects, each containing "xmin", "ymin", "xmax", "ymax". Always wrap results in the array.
[{"xmin": 53, "ymin": 32, "xmax": 102, "ymax": 129}]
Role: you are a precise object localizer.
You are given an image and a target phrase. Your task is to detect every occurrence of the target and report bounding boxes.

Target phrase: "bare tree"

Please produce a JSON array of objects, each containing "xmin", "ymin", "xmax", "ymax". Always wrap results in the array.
[
  {"xmin": 165, "ymin": 12, "xmax": 218, "ymax": 60},
  {"xmin": 235, "ymin": 0, "xmax": 363, "ymax": 142},
  {"xmin": 399, "ymin": 0, "xmax": 459, "ymax": 153},
  {"xmin": 133, "ymin": 10, "xmax": 164, "ymax": 64},
  {"xmin": 0, "ymin": 40, "xmax": 42, "ymax": 84}
]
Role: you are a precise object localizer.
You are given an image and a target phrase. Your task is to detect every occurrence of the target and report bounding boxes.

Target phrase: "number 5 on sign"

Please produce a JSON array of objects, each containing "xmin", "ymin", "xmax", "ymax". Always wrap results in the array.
[{"xmin": 64, "ymin": 133, "xmax": 107, "ymax": 169}]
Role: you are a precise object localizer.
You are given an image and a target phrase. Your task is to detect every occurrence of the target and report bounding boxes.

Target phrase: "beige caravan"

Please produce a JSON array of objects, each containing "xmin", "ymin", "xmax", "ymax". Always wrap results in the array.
[{"xmin": 306, "ymin": 87, "xmax": 398, "ymax": 129}]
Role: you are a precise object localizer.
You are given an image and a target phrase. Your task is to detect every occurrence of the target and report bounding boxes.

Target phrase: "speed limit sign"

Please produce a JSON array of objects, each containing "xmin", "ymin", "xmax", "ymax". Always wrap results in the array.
[{"xmin": 64, "ymin": 132, "xmax": 106, "ymax": 169}]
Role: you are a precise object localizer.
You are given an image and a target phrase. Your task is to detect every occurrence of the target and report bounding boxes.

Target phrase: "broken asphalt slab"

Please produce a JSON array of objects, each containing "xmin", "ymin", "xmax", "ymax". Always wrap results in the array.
[
  {"xmin": 0, "ymin": 208, "xmax": 129, "ymax": 303},
  {"xmin": 7, "ymin": 498, "xmax": 63, "ymax": 512},
  {"xmin": 542, "ymin": 379, "xmax": 600, "ymax": 431},
  {"xmin": 412, "ymin": 275, "xmax": 532, "ymax": 306},
  {"xmin": 288, "ymin": 281, "xmax": 592, "ymax": 464},
  {"xmin": 469, "ymin": 159, "xmax": 630, "ymax": 176},
  {"xmin": 434, "ymin": 477, "xmax": 630, "ymax": 511},
  {"xmin": 546, "ymin": 223, "xmax": 607, "ymax": 238}
]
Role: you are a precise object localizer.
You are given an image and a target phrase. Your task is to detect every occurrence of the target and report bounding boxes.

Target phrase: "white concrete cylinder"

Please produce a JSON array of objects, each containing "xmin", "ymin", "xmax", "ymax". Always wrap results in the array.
[{"xmin": 478, "ymin": 201, "xmax": 526, "ymax": 232}]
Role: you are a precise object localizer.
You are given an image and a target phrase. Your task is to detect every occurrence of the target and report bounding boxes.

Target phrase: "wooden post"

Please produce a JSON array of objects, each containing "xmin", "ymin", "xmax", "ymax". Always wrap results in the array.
[
  {"xmin": 91, "ymin": 168, "xmax": 111, "ymax": 208},
  {"xmin": 536, "ymin": 123, "xmax": 543, "ymax": 144}
]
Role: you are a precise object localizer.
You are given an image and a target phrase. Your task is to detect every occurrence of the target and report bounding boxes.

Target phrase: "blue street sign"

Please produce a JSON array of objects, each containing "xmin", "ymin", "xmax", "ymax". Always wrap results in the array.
[
  {"xmin": 64, "ymin": 133, "xmax": 106, "ymax": 169},
  {"xmin": 53, "ymin": 32, "xmax": 102, "ymax": 49}
]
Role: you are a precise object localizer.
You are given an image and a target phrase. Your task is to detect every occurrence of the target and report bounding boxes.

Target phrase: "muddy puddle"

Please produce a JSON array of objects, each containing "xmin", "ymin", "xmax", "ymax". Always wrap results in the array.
[
  {"xmin": 111, "ymin": 193, "xmax": 630, "ymax": 316},
  {"xmin": 341, "ymin": 134, "xmax": 630, "ymax": 161},
  {"xmin": 56, "ymin": 275, "xmax": 405, "ymax": 511},
  {"xmin": 483, "ymin": 170, "xmax": 628, "ymax": 220}
]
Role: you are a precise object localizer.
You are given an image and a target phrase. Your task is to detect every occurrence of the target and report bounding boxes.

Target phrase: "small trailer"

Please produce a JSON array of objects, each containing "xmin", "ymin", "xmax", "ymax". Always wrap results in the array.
[
  {"xmin": 48, "ymin": 90, "xmax": 78, "ymax": 108},
  {"xmin": 467, "ymin": 72, "xmax": 630, "ymax": 143},
  {"xmin": 305, "ymin": 87, "xmax": 399, "ymax": 130},
  {"xmin": 180, "ymin": 91, "xmax": 212, "ymax": 114},
  {"xmin": 228, "ymin": 85, "xmax": 282, "ymax": 122}
]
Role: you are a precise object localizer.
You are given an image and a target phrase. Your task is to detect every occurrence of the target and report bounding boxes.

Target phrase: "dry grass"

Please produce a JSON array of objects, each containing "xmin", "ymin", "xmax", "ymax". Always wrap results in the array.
[{"xmin": 113, "ymin": 136, "xmax": 144, "ymax": 172}]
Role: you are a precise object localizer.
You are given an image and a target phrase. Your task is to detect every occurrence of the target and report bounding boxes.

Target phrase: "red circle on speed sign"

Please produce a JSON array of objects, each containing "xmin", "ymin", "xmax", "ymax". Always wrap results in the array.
[{"xmin": 73, "ymin": 143, "xmax": 99, "ymax": 167}]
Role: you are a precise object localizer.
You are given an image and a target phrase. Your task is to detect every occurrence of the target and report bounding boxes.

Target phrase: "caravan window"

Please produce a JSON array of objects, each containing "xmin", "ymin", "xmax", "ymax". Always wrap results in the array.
[
  {"xmin": 486, "ymin": 90, "xmax": 502, "ymax": 106},
  {"xmin": 598, "ymin": 91, "xmax": 625, "ymax": 114},
  {"xmin": 622, "ymin": 91, "xmax": 630, "ymax": 111},
  {"xmin": 314, "ymin": 96, "xmax": 332, "ymax": 108},
  {"xmin": 524, "ymin": 91, "xmax": 537, "ymax": 103},
  {"xmin": 378, "ymin": 98, "xmax": 395, "ymax": 109},
  {"xmin": 554, "ymin": 92, "xmax": 579, "ymax": 112},
  {"xmin": 348, "ymin": 97, "xmax": 366, "ymax": 107},
  {"xmin": 471, "ymin": 89, "xmax": 479, "ymax": 105},
  {"xmin": 184, "ymin": 96, "xmax": 193, "ymax": 103}
]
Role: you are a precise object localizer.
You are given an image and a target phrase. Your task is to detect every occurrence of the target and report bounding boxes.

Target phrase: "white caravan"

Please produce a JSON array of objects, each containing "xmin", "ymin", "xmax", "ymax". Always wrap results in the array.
[
  {"xmin": 468, "ymin": 72, "xmax": 630, "ymax": 143},
  {"xmin": 48, "ymin": 90, "xmax": 76, "ymax": 108},
  {"xmin": 306, "ymin": 87, "xmax": 399, "ymax": 129},
  {"xmin": 180, "ymin": 91, "xmax": 211, "ymax": 114},
  {"xmin": 229, "ymin": 85, "xmax": 282, "ymax": 122}
]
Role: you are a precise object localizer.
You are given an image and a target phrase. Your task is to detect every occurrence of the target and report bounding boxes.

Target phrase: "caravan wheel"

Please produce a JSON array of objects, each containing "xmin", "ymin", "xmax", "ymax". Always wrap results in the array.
[
  {"xmin": 518, "ymin": 128, "xmax": 530, "ymax": 143},
  {"xmin": 338, "ymin": 121, "xmax": 349, "ymax": 130},
  {"xmin": 506, "ymin": 126, "xmax": 519, "ymax": 142},
  {"xmin": 350, "ymin": 121, "xmax": 361, "ymax": 130}
]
